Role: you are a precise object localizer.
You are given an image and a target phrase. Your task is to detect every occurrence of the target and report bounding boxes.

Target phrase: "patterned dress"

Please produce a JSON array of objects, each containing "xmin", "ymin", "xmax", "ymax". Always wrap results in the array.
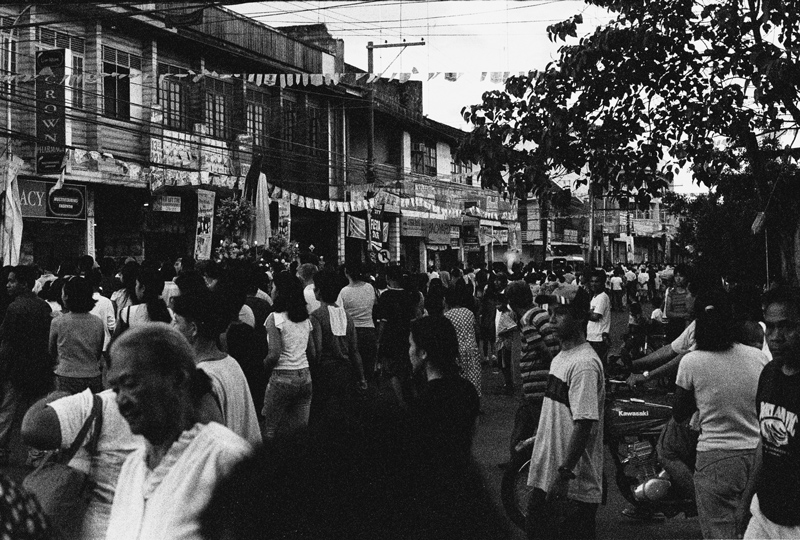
[{"xmin": 445, "ymin": 307, "xmax": 483, "ymax": 397}]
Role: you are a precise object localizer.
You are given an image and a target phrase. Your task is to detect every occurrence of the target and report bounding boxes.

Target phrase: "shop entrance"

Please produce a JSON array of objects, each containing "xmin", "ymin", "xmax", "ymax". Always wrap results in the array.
[{"xmin": 20, "ymin": 219, "xmax": 86, "ymax": 270}]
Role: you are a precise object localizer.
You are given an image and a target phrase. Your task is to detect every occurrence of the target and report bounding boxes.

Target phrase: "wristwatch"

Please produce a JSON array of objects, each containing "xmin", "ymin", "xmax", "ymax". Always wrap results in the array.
[
  {"xmin": 557, "ymin": 466, "xmax": 576, "ymax": 480},
  {"xmin": 643, "ymin": 370, "xmax": 651, "ymax": 379}
]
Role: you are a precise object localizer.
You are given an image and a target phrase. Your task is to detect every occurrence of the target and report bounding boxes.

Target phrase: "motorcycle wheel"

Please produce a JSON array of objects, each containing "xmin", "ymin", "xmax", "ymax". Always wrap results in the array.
[
  {"xmin": 607, "ymin": 435, "xmax": 645, "ymax": 507},
  {"xmin": 501, "ymin": 450, "xmax": 534, "ymax": 530}
]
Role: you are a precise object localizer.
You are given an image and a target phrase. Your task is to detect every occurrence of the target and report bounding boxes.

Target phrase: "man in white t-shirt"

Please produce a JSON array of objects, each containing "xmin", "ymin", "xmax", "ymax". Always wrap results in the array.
[
  {"xmin": 586, "ymin": 269, "xmax": 611, "ymax": 366},
  {"xmin": 526, "ymin": 302, "xmax": 604, "ymax": 538}
]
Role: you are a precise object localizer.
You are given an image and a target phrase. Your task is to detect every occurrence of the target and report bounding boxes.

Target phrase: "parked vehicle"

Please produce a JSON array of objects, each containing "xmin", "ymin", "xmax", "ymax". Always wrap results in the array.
[{"xmin": 501, "ymin": 380, "xmax": 695, "ymax": 530}]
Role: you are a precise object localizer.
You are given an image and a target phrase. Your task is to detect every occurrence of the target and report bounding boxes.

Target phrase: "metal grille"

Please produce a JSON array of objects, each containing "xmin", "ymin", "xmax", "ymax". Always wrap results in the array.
[{"xmin": 37, "ymin": 27, "xmax": 85, "ymax": 54}]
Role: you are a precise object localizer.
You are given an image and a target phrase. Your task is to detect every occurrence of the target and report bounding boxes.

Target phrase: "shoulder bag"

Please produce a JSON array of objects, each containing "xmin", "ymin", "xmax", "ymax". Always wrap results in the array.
[{"xmin": 23, "ymin": 394, "xmax": 104, "ymax": 539}]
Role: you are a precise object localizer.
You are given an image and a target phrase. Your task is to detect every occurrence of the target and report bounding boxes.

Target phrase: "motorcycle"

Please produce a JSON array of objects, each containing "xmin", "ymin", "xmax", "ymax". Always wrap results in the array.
[{"xmin": 501, "ymin": 379, "xmax": 696, "ymax": 530}]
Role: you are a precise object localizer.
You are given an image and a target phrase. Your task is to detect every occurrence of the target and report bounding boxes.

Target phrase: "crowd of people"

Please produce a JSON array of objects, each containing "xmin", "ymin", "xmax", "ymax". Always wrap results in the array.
[{"xmin": 0, "ymin": 253, "xmax": 796, "ymax": 540}]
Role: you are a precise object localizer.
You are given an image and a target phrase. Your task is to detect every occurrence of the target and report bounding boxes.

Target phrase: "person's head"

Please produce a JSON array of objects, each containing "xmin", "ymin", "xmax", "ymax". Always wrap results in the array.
[
  {"xmin": 694, "ymin": 291, "xmax": 734, "ymax": 352},
  {"xmin": 589, "ymin": 269, "xmax": 606, "ymax": 295},
  {"xmin": 629, "ymin": 302, "xmax": 642, "ymax": 317},
  {"xmin": 200, "ymin": 260, "xmax": 223, "ymax": 291},
  {"xmin": 62, "ymin": 276, "xmax": 96, "ymax": 313},
  {"xmin": 674, "ymin": 263, "xmax": 691, "ymax": 287},
  {"xmin": 505, "ymin": 280, "xmax": 533, "ymax": 317},
  {"xmin": 762, "ymin": 286, "xmax": 800, "ymax": 370},
  {"xmin": 549, "ymin": 303, "xmax": 586, "ymax": 342},
  {"xmin": 172, "ymin": 290, "xmax": 229, "ymax": 345},
  {"xmin": 409, "ymin": 315, "xmax": 459, "ymax": 377},
  {"xmin": 272, "ymin": 271, "xmax": 308, "ymax": 323},
  {"xmin": 344, "ymin": 259, "xmax": 364, "ymax": 282},
  {"xmin": 7, "ymin": 265, "xmax": 35, "ymax": 297},
  {"xmin": 313, "ymin": 270, "xmax": 342, "ymax": 305},
  {"xmin": 737, "ymin": 320, "xmax": 765, "ymax": 350},
  {"xmin": 174, "ymin": 270, "xmax": 208, "ymax": 298},
  {"xmin": 386, "ymin": 264, "xmax": 403, "ymax": 286},
  {"xmin": 424, "ymin": 286, "xmax": 445, "ymax": 317},
  {"xmin": 136, "ymin": 268, "xmax": 165, "ymax": 303},
  {"xmin": 120, "ymin": 261, "xmax": 141, "ymax": 294},
  {"xmin": 174, "ymin": 256, "xmax": 195, "ymax": 276},
  {"xmin": 296, "ymin": 263, "xmax": 317, "ymax": 286},
  {"xmin": 78, "ymin": 255, "xmax": 95, "ymax": 276},
  {"xmin": 108, "ymin": 323, "xmax": 197, "ymax": 445}
]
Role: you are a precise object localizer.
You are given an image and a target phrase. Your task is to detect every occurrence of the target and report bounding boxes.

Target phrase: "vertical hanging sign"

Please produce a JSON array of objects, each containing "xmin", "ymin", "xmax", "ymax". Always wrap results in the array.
[
  {"xmin": 369, "ymin": 208, "xmax": 383, "ymax": 251},
  {"xmin": 36, "ymin": 49, "xmax": 66, "ymax": 174},
  {"xmin": 194, "ymin": 190, "xmax": 215, "ymax": 260}
]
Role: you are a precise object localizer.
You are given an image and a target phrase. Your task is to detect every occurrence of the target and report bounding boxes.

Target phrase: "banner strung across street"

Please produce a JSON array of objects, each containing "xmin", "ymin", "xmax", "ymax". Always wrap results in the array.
[{"xmin": 194, "ymin": 190, "xmax": 215, "ymax": 260}]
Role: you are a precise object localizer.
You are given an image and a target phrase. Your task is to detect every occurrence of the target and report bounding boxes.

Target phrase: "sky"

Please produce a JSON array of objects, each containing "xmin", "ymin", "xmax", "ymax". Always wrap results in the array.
[{"xmin": 231, "ymin": 1, "xmax": 705, "ymax": 194}]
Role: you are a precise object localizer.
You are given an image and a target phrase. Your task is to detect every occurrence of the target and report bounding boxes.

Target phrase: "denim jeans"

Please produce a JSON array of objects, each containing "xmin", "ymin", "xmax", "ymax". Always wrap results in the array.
[
  {"xmin": 694, "ymin": 448, "xmax": 756, "ymax": 539},
  {"xmin": 262, "ymin": 368, "xmax": 312, "ymax": 440}
]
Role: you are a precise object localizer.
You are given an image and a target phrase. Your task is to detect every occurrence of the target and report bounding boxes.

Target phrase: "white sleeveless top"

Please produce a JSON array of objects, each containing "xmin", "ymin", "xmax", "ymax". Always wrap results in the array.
[{"xmin": 271, "ymin": 312, "xmax": 311, "ymax": 370}]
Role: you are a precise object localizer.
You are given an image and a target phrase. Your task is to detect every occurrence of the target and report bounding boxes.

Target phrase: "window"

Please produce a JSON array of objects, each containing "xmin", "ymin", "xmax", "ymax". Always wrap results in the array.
[
  {"xmin": 158, "ymin": 64, "xmax": 189, "ymax": 130},
  {"xmin": 246, "ymin": 103, "xmax": 266, "ymax": 148},
  {"xmin": 205, "ymin": 78, "xmax": 233, "ymax": 139},
  {"xmin": 104, "ymin": 63, "xmax": 130, "ymax": 119},
  {"xmin": 71, "ymin": 54, "xmax": 83, "ymax": 108},
  {"xmin": 307, "ymin": 104, "xmax": 327, "ymax": 155},
  {"xmin": 246, "ymin": 88, "xmax": 271, "ymax": 149},
  {"xmin": 282, "ymin": 99, "xmax": 296, "ymax": 151},
  {"xmin": 102, "ymin": 46, "xmax": 141, "ymax": 120},
  {"xmin": 450, "ymin": 159, "xmax": 473, "ymax": 185},
  {"xmin": 412, "ymin": 139, "xmax": 436, "ymax": 176}
]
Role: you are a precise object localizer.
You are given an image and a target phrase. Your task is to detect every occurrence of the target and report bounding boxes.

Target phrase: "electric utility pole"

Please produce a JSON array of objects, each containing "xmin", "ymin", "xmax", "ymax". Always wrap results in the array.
[{"xmin": 366, "ymin": 39, "xmax": 424, "ymax": 183}]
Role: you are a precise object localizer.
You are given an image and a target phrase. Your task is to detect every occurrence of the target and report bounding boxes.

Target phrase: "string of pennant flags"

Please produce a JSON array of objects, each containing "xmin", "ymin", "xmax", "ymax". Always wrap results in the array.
[
  {"xmin": 1, "ymin": 68, "xmax": 525, "ymax": 87},
  {"xmin": 266, "ymin": 182, "xmax": 517, "ymax": 221}
]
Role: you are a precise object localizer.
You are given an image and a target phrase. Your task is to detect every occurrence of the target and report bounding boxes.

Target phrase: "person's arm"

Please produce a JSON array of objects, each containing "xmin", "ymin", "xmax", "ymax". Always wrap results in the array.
[
  {"xmin": 672, "ymin": 385, "xmax": 696, "ymax": 422},
  {"xmin": 627, "ymin": 353, "xmax": 684, "ymax": 387},
  {"xmin": 306, "ymin": 321, "xmax": 317, "ymax": 366},
  {"xmin": 48, "ymin": 319, "xmax": 58, "ymax": 361},
  {"xmin": 630, "ymin": 343, "xmax": 677, "ymax": 371},
  {"xmin": 264, "ymin": 313, "xmax": 282, "ymax": 373},
  {"xmin": 664, "ymin": 289, "xmax": 676, "ymax": 319},
  {"xmin": 546, "ymin": 419, "xmax": 596, "ymax": 502},
  {"xmin": 21, "ymin": 392, "xmax": 71, "ymax": 449}
]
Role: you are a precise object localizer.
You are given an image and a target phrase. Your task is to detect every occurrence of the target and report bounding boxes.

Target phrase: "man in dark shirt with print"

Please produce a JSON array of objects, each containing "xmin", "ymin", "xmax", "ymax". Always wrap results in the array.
[
  {"xmin": 0, "ymin": 265, "xmax": 52, "ymax": 464},
  {"xmin": 739, "ymin": 287, "xmax": 800, "ymax": 538}
]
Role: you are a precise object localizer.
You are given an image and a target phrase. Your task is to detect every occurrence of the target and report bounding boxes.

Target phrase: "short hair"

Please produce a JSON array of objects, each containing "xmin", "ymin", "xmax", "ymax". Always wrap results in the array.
[
  {"xmin": 175, "ymin": 270, "xmax": 208, "ymax": 297},
  {"xmin": 172, "ymin": 290, "xmax": 229, "ymax": 341},
  {"xmin": 590, "ymin": 269, "xmax": 606, "ymax": 282},
  {"xmin": 674, "ymin": 263, "xmax": 692, "ymax": 280},
  {"xmin": 63, "ymin": 276, "xmax": 97, "ymax": 313},
  {"xmin": 11, "ymin": 265, "xmax": 36, "ymax": 290},
  {"xmin": 386, "ymin": 264, "xmax": 403, "ymax": 283},
  {"xmin": 109, "ymin": 323, "xmax": 196, "ymax": 387},
  {"xmin": 177, "ymin": 256, "xmax": 196, "ymax": 273},
  {"xmin": 297, "ymin": 263, "xmax": 317, "ymax": 283},
  {"xmin": 505, "ymin": 280, "xmax": 533, "ymax": 310},
  {"xmin": 313, "ymin": 270, "xmax": 342, "ymax": 304},
  {"xmin": 762, "ymin": 286, "xmax": 800, "ymax": 317},
  {"xmin": 410, "ymin": 315, "xmax": 459, "ymax": 376}
]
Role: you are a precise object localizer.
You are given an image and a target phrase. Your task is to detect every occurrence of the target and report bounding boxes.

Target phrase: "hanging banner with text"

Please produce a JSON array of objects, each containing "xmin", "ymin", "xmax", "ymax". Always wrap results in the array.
[
  {"xmin": 369, "ymin": 209, "xmax": 383, "ymax": 251},
  {"xmin": 35, "ymin": 49, "xmax": 66, "ymax": 175},
  {"xmin": 277, "ymin": 198, "xmax": 291, "ymax": 240},
  {"xmin": 194, "ymin": 190, "xmax": 215, "ymax": 260}
]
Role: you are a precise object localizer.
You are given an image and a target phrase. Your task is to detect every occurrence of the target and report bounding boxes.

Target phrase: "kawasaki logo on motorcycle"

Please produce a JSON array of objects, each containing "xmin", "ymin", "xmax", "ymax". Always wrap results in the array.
[{"xmin": 618, "ymin": 411, "xmax": 649, "ymax": 417}]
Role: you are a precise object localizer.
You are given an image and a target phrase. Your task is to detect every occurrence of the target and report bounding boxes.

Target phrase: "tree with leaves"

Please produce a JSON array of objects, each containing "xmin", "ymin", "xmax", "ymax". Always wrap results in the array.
[{"xmin": 459, "ymin": 0, "xmax": 800, "ymax": 282}]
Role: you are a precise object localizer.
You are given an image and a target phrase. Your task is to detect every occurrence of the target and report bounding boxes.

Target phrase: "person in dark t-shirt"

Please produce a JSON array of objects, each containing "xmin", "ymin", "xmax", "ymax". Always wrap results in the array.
[
  {"xmin": 739, "ymin": 287, "xmax": 800, "ymax": 538},
  {"xmin": 375, "ymin": 265, "xmax": 418, "ymax": 407}
]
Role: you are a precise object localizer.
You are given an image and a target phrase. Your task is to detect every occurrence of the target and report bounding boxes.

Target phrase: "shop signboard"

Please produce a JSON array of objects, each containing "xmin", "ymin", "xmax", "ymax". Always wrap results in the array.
[
  {"xmin": 463, "ymin": 225, "xmax": 479, "ymax": 245},
  {"xmin": 36, "ymin": 49, "xmax": 66, "ymax": 174},
  {"xmin": 18, "ymin": 179, "xmax": 85, "ymax": 220},
  {"xmin": 486, "ymin": 195, "xmax": 499, "ymax": 213},
  {"xmin": 153, "ymin": 195, "xmax": 182, "ymax": 213},
  {"xmin": 426, "ymin": 221, "xmax": 450, "ymax": 245},
  {"xmin": 401, "ymin": 216, "xmax": 424, "ymax": 237},
  {"xmin": 194, "ymin": 190, "xmax": 215, "ymax": 260}
]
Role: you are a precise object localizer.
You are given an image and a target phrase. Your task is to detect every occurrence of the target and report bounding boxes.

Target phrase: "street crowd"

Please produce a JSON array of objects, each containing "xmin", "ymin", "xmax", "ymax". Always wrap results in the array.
[{"xmin": 0, "ymin": 253, "xmax": 797, "ymax": 540}]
